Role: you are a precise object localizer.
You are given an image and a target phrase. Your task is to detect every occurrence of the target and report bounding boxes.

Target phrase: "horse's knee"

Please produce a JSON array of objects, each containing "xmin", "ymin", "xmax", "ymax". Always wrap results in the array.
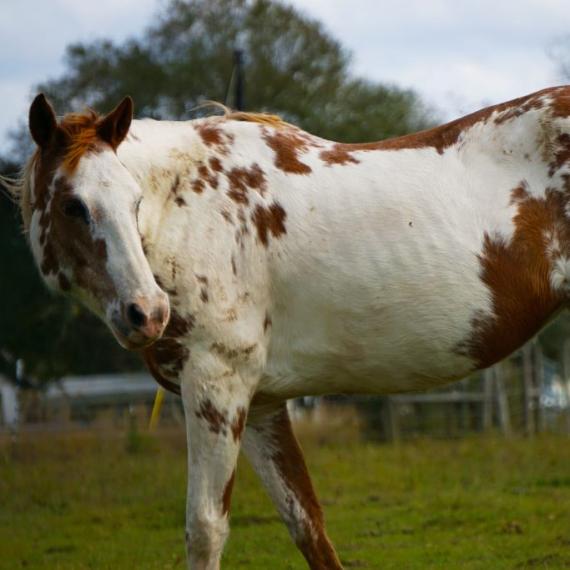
[{"xmin": 185, "ymin": 513, "xmax": 229, "ymax": 564}]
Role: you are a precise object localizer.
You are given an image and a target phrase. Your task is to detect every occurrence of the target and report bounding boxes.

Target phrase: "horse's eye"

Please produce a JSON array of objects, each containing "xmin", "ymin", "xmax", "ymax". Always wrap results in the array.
[{"xmin": 62, "ymin": 197, "xmax": 90, "ymax": 224}]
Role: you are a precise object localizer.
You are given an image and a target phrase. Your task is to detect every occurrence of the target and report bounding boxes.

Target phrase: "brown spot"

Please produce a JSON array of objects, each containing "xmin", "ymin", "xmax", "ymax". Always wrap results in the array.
[
  {"xmin": 196, "ymin": 123, "xmax": 234, "ymax": 155},
  {"xmin": 197, "ymin": 124, "xmax": 223, "ymax": 146},
  {"xmin": 510, "ymin": 181, "xmax": 531, "ymax": 205},
  {"xmin": 549, "ymin": 133, "xmax": 570, "ymax": 177},
  {"xmin": 211, "ymin": 342, "xmax": 256, "ymax": 361},
  {"xmin": 226, "ymin": 164, "xmax": 267, "ymax": 205},
  {"xmin": 197, "ymin": 162, "xmax": 219, "ymax": 190},
  {"xmin": 192, "ymin": 179, "xmax": 205, "ymax": 194},
  {"xmin": 171, "ymin": 174, "xmax": 181, "ymax": 194},
  {"xmin": 263, "ymin": 129, "xmax": 312, "ymax": 174},
  {"xmin": 319, "ymin": 145, "xmax": 360, "ymax": 166},
  {"xmin": 457, "ymin": 184, "xmax": 567, "ymax": 368},
  {"xmin": 221, "ymin": 470, "xmax": 236, "ymax": 516},
  {"xmin": 195, "ymin": 274, "xmax": 208, "ymax": 284},
  {"xmin": 550, "ymin": 92, "xmax": 570, "ymax": 118},
  {"xmin": 231, "ymin": 256, "xmax": 237, "ymax": 276},
  {"xmin": 263, "ymin": 313, "xmax": 272, "ymax": 332},
  {"xmin": 230, "ymin": 407, "xmax": 247, "ymax": 442},
  {"xmin": 252, "ymin": 202, "xmax": 287, "ymax": 247},
  {"xmin": 195, "ymin": 399, "xmax": 228, "ymax": 435},
  {"xmin": 220, "ymin": 209, "xmax": 233, "ymax": 224},
  {"xmin": 175, "ymin": 196, "xmax": 186, "ymax": 207},
  {"xmin": 209, "ymin": 156, "xmax": 223, "ymax": 172},
  {"xmin": 200, "ymin": 288, "xmax": 209, "ymax": 303}
]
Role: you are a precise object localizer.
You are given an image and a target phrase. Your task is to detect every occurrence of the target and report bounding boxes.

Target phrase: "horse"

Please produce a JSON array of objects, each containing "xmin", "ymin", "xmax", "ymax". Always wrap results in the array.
[{"xmin": 8, "ymin": 85, "xmax": 570, "ymax": 569}]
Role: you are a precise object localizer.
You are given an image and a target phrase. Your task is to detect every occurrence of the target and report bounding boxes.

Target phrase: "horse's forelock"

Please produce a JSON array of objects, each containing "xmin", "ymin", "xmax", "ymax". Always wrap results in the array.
[{"xmin": 58, "ymin": 109, "xmax": 102, "ymax": 172}]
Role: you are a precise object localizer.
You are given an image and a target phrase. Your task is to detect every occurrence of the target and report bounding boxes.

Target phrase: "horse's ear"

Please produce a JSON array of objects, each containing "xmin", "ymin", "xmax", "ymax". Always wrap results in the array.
[
  {"xmin": 29, "ymin": 94, "xmax": 57, "ymax": 149},
  {"xmin": 97, "ymin": 96, "xmax": 133, "ymax": 149}
]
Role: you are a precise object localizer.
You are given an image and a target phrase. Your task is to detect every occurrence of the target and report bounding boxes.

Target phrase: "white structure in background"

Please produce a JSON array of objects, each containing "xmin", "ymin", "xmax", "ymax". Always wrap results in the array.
[
  {"xmin": 45, "ymin": 372, "xmax": 157, "ymax": 405},
  {"xmin": 0, "ymin": 376, "xmax": 19, "ymax": 428}
]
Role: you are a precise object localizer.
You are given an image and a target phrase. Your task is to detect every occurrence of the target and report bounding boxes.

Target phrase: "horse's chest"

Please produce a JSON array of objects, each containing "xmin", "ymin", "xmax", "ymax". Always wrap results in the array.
[{"xmin": 143, "ymin": 308, "xmax": 194, "ymax": 394}]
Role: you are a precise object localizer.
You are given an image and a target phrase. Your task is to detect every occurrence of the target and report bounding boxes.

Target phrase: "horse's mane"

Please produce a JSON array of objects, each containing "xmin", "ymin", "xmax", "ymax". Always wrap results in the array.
[
  {"xmin": 195, "ymin": 101, "xmax": 288, "ymax": 128},
  {"xmin": 0, "ymin": 154, "xmax": 37, "ymax": 232}
]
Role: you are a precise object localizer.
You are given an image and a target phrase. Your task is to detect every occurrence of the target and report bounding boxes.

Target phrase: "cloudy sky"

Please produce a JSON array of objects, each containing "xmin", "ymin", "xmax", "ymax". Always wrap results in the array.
[{"xmin": 1, "ymin": 0, "xmax": 570, "ymax": 153}]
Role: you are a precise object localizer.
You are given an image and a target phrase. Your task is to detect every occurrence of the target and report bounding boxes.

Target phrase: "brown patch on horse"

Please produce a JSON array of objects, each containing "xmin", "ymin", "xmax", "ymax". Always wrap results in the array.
[
  {"xmin": 252, "ymin": 202, "xmax": 287, "ymax": 247},
  {"xmin": 457, "ymin": 183, "xmax": 567, "ymax": 369},
  {"xmin": 230, "ymin": 407, "xmax": 247, "ymax": 442},
  {"xmin": 269, "ymin": 407, "xmax": 343, "ymax": 570},
  {"xmin": 549, "ymin": 133, "xmax": 570, "ymax": 177},
  {"xmin": 192, "ymin": 179, "xmax": 205, "ymax": 194},
  {"xmin": 209, "ymin": 156, "xmax": 223, "ymax": 172},
  {"xmin": 263, "ymin": 129, "xmax": 312, "ymax": 175},
  {"xmin": 196, "ymin": 399, "xmax": 228, "ymax": 435},
  {"xmin": 226, "ymin": 164, "xmax": 267, "ymax": 205},
  {"xmin": 320, "ymin": 145, "xmax": 360, "ymax": 166},
  {"xmin": 211, "ymin": 342, "xmax": 256, "ymax": 361},
  {"xmin": 221, "ymin": 470, "xmax": 236, "ymax": 516},
  {"xmin": 196, "ymin": 123, "xmax": 234, "ymax": 155},
  {"xmin": 263, "ymin": 313, "xmax": 272, "ymax": 332},
  {"xmin": 221, "ymin": 209, "xmax": 233, "ymax": 224},
  {"xmin": 35, "ymin": 176, "xmax": 115, "ymax": 301},
  {"xmin": 197, "ymin": 163, "xmax": 219, "ymax": 190},
  {"xmin": 547, "ymin": 91, "xmax": 570, "ymax": 119},
  {"xmin": 143, "ymin": 309, "xmax": 194, "ymax": 394}
]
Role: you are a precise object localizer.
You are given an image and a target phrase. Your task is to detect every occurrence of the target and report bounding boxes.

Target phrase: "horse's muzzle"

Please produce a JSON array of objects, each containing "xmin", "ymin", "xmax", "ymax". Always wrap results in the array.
[{"xmin": 111, "ymin": 293, "xmax": 170, "ymax": 349}]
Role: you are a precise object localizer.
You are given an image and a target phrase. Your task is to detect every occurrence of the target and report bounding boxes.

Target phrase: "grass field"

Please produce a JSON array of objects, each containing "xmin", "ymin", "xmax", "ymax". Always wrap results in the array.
[{"xmin": 2, "ymin": 418, "xmax": 570, "ymax": 569}]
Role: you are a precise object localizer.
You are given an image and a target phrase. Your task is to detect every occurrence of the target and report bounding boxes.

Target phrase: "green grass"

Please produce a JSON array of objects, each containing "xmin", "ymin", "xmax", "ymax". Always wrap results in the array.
[{"xmin": 2, "ymin": 425, "xmax": 570, "ymax": 569}]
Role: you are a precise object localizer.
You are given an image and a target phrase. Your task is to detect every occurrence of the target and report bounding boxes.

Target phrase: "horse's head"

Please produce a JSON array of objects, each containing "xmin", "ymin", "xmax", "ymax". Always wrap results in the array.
[{"xmin": 24, "ymin": 94, "xmax": 169, "ymax": 350}]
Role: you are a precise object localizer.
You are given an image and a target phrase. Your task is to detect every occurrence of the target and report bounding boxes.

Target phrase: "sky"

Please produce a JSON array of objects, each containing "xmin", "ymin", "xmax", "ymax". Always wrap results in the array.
[{"xmin": 1, "ymin": 0, "xmax": 570, "ymax": 154}]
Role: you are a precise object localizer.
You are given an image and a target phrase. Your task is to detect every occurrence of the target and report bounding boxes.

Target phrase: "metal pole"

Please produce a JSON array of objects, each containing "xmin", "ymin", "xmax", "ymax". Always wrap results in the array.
[{"xmin": 234, "ymin": 49, "xmax": 245, "ymax": 111}]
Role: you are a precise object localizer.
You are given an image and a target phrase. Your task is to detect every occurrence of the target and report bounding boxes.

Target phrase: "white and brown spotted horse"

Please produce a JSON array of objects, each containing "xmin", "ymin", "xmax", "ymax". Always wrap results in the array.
[{"xmin": 9, "ymin": 86, "xmax": 570, "ymax": 568}]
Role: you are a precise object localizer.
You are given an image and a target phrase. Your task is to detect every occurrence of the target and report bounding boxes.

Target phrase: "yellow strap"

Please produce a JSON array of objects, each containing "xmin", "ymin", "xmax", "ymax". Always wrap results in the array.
[{"xmin": 149, "ymin": 387, "xmax": 165, "ymax": 431}]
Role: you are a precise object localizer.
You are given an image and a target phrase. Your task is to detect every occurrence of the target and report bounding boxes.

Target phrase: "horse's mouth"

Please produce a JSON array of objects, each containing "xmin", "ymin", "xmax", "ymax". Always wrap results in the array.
[{"xmin": 110, "ymin": 319, "xmax": 164, "ymax": 351}]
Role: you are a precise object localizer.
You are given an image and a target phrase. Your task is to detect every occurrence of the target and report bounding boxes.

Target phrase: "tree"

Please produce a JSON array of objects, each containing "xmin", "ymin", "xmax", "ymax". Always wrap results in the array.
[
  {"xmin": 1, "ymin": 0, "xmax": 434, "ymax": 383},
  {"xmin": 28, "ymin": 0, "xmax": 432, "ymax": 144}
]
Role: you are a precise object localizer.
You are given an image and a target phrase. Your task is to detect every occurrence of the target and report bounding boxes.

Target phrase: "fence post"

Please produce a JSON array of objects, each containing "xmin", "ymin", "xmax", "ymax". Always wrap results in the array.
[
  {"xmin": 522, "ymin": 343, "xmax": 536, "ymax": 436},
  {"xmin": 533, "ymin": 341, "xmax": 546, "ymax": 433},
  {"xmin": 563, "ymin": 339, "xmax": 570, "ymax": 434},
  {"xmin": 383, "ymin": 397, "xmax": 400, "ymax": 442},
  {"xmin": 483, "ymin": 369, "xmax": 494, "ymax": 430},
  {"xmin": 494, "ymin": 363, "xmax": 512, "ymax": 437}
]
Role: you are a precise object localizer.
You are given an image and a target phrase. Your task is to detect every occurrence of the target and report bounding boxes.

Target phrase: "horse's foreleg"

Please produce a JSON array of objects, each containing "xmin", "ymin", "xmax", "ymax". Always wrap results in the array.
[
  {"xmin": 181, "ymin": 377, "xmax": 250, "ymax": 570},
  {"xmin": 242, "ymin": 404, "xmax": 343, "ymax": 570}
]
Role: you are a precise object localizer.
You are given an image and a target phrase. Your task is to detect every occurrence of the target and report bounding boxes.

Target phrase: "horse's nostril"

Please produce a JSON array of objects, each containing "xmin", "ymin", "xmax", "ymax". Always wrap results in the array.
[{"xmin": 127, "ymin": 303, "xmax": 148, "ymax": 329}]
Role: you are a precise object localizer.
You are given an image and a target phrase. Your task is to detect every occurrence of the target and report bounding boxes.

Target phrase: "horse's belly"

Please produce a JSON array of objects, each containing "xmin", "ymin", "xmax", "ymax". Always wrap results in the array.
[{"xmin": 262, "ymin": 258, "xmax": 487, "ymax": 398}]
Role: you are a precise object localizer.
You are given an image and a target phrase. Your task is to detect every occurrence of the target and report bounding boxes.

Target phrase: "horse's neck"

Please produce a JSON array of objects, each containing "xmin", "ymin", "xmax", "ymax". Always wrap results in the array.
[{"xmin": 118, "ymin": 118, "xmax": 214, "ymax": 243}]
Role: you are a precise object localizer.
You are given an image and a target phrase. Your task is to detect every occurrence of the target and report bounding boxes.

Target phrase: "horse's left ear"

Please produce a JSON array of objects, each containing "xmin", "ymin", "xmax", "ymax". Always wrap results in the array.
[{"xmin": 97, "ymin": 96, "xmax": 133, "ymax": 149}]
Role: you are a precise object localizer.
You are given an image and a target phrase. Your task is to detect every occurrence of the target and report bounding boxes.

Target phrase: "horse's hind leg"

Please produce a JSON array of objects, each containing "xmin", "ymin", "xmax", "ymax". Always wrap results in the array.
[{"xmin": 242, "ymin": 403, "xmax": 343, "ymax": 570}]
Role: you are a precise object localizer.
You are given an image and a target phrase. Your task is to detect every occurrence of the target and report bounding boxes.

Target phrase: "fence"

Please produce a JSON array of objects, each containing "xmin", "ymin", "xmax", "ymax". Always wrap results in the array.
[{"xmin": 2, "ymin": 338, "xmax": 570, "ymax": 439}]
